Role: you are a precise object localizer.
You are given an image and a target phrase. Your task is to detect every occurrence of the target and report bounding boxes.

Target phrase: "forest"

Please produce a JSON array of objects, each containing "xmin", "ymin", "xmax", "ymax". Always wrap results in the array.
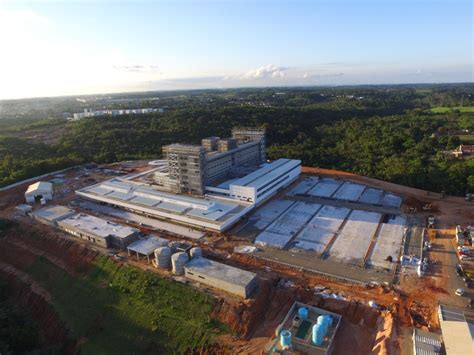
[{"xmin": 0, "ymin": 84, "xmax": 473, "ymax": 196}]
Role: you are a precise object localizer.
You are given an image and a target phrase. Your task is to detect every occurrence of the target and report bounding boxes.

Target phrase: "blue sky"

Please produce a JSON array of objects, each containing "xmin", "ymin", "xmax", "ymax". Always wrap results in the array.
[{"xmin": 0, "ymin": 0, "xmax": 472, "ymax": 99}]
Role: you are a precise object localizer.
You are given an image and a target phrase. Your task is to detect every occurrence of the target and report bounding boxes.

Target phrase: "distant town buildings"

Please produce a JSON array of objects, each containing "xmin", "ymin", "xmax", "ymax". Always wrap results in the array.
[
  {"xmin": 68, "ymin": 107, "xmax": 164, "ymax": 121},
  {"xmin": 452, "ymin": 144, "xmax": 474, "ymax": 158}
]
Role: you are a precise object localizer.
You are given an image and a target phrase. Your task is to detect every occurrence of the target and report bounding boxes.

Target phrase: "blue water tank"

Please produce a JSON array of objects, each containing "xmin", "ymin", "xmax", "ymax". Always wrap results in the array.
[
  {"xmin": 312, "ymin": 324, "xmax": 325, "ymax": 346},
  {"xmin": 325, "ymin": 315, "xmax": 333, "ymax": 327},
  {"xmin": 280, "ymin": 329, "xmax": 292, "ymax": 349},
  {"xmin": 317, "ymin": 315, "xmax": 330, "ymax": 334},
  {"xmin": 298, "ymin": 307, "xmax": 309, "ymax": 320}
]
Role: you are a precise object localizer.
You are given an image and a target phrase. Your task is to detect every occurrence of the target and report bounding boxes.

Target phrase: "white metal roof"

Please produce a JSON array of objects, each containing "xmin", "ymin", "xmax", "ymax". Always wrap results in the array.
[
  {"xmin": 26, "ymin": 181, "xmax": 53, "ymax": 194},
  {"xmin": 59, "ymin": 213, "xmax": 138, "ymax": 239},
  {"xmin": 77, "ymin": 178, "xmax": 242, "ymax": 223}
]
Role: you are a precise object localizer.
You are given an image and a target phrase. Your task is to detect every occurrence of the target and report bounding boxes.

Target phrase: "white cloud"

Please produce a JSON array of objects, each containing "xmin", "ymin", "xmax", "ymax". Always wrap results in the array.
[
  {"xmin": 242, "ymin": 64, "xmax": 289, "ymax": 80},
  {"xmin": 113, "ymin": 64, "xmax": 161, "ymax": 73}
]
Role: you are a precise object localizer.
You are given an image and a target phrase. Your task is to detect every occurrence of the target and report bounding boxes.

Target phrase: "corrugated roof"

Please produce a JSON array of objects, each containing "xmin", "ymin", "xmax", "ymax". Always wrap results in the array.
[{"xmin": 413, "ymin": 329, "xmax": 443, "ymax": 355}]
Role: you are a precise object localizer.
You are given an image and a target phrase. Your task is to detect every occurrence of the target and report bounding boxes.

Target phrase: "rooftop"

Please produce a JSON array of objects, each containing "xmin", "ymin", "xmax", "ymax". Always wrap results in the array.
[
  {"xmin": 184, "ymin": 257, "xmax": 256, "ymax": 287},
  {"xmin": 26, "ymin": 181, "xmax": 53, "ymax": 193},
  {"xmin": 59, "ymin": 213, "xmax": 139, "ymax": 239},
  {"xmin": 126, "ymin": 236, "xmax": 168, "ymax": 256},
  {"xmin": 77, "ymin": 178, "xmax": 249, "ymax": 226},
  {"xmin": 413, "ymin": 328, "xmax": 443, "ymax": 355},
  {"xmin": 33, "ymin": 205, "xmax": 75, "ymax": 222},
  {"xmin": 230, "ymin": 159, "xmax": 300, "ymax": 189}
]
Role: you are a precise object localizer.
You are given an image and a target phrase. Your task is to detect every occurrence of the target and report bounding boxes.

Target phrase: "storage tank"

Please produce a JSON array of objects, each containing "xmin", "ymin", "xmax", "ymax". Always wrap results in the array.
[
  {"xmin": 317, "ymin": 315, "xmax": 330, "ymax": 334},
  {"xmin": 168, "ymin": 241, "xmax": 180, "ymax": 253},
  {"xmin": 280, "ymin": 329, "xmax": 292, "ymax": 349},
  {"xmin": 154, "ymin": 247, "xmax": 171, "ymax": 269},
  {"xmin": 298, "ymin": 307, "xmax": 309, "ymax": 320},
  {"xmin": 312, "ymin": 324, "xmax": 325, "ymax": 346},
  {"xmin": 189, "ymin": 247, "xmax": 202, "ymax": 259},
  {"xmin": 171, "ymin": 252, "xmax": 189, "ymax": 275}
]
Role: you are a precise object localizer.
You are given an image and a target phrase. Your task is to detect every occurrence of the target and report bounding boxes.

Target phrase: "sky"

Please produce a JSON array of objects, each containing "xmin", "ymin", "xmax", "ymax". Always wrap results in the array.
[{"xmin": 0, "ymin": 0, "xmax": 472, "ymax": 99}]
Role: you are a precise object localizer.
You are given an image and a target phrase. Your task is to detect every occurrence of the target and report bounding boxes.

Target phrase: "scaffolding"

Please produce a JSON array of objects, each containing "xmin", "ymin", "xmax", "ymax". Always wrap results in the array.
[{"xmin": 162, "ymin": 144, "xmax": 206, "ymax": 195}]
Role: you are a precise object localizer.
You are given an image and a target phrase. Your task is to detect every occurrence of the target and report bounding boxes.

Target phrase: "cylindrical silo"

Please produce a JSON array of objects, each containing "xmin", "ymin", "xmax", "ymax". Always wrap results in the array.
[
  {"xmin": 280, "ymin": 330, "xmax": 292, "ymax": 349},
  {"xmin": 312, "ymin": 324, "xmax": 325, "ymax": 346},
  {"xmin": 171, "ymin": 252, "xmax": 189, "ymax": 275},
  {"xmin": 189, "ymin": 247, "xmax": 202, "ymax": 259},
  {"xmin": 154, "ymin": 247, "xmax": 171, "ymax": 269}
]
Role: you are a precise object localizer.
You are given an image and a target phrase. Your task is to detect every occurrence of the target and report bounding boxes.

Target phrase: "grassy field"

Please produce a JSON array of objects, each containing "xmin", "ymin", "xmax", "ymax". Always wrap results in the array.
[
  {"xmin": 430, "ymin": 106, "xmax": 474, "ymax": 113},
  {"xmin": 27, "ymin": 256, "xmax": 226, "ymax": 354}
]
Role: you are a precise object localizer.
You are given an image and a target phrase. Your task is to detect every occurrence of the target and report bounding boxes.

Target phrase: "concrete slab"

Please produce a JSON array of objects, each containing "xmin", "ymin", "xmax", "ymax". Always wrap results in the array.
[
  {"xmin": 307, "ymin": 205, "xmax": 351, "ymax": 232},
  {"xmin": 369, "ymin": 215, "xmax": 406, "ymax": 270},
  {"xmin": 329, "ymin": 210, "xmax": 381, "ymax": 264},
  {"xmin": 359, "ymin": 188, "xmax": 383, "ymax": 205},
  {"xmin": 307, "ymin": 178, "xmax": 342, "ymax": 198},
  {"xmin": 291, "ymin": 205, "xmax": 350, "ymax": 253},
  {"xmin": 287, "ymin": 176, "xmax": 319, "ymax": 196},
  {"xmin": 381, "ymin": 193, "xmax": 402, "ymax": 208},
  {"xmin": 293, "ymin": 229, "xmax": 335, "ymax": 254},
  {"xmin": 255, "ymin": 202, "xmax": 321, "ymax": 248},
  {"xmin": 332, "ymin": 182, "xmax": 366, "ymax": 201}
]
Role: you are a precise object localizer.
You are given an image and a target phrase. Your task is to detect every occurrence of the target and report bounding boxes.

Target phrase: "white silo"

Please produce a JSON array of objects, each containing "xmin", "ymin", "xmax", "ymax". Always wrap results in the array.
[
  {"xmin": 154, "ymin": 247, "xmax": 171, "ymax": 269},
  {"xmin": 189, "ymin": 247, "xmax": 202, "ymax": 259},
  {"xmin": 171, "ymin": 252, "xmax": 189, "ymax": 275}
]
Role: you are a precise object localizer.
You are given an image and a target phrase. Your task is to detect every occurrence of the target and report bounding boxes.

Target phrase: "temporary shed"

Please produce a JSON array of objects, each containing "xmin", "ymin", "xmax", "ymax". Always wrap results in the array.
[
  {"xmin": 25, "ymin": 181, "xmax": 53, "ymax": 203},
  {"xmin": 126, "ymin": 236, "xmax": 168, "ymax": 263}
]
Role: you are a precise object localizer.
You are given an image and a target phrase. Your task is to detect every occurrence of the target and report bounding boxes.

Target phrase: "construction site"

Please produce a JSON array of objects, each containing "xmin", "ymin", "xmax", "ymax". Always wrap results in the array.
[{"xmin": 1, "ymin": 130, "xmax": 473, "ymax": 354}]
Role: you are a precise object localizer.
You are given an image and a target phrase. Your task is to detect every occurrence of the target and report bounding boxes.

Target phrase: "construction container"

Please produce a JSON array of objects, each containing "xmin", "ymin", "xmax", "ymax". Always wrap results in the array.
[
  {"xmin": 280, "ymin": 330, "xmax": 292, "ymax": 349},
  {"xmin": 171, "ymin": 252, "xmax": 189, "ymax": 275},
  {"xmin": 189, "ymin": 247, "xmax": 202, "ymax": 259},
  {"xmin": 154, "ymin": 247, "xmax": 171, "ymax": 269},
  {"xmin": 312, "ymin": 324, "xmax": 325, "ymax": 346}
]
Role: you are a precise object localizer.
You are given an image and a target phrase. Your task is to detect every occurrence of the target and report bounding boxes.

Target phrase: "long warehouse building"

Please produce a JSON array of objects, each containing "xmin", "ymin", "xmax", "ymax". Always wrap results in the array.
[{"xmin": 76, "ymin": 158, "xmax": 301, "ymax": 232}]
